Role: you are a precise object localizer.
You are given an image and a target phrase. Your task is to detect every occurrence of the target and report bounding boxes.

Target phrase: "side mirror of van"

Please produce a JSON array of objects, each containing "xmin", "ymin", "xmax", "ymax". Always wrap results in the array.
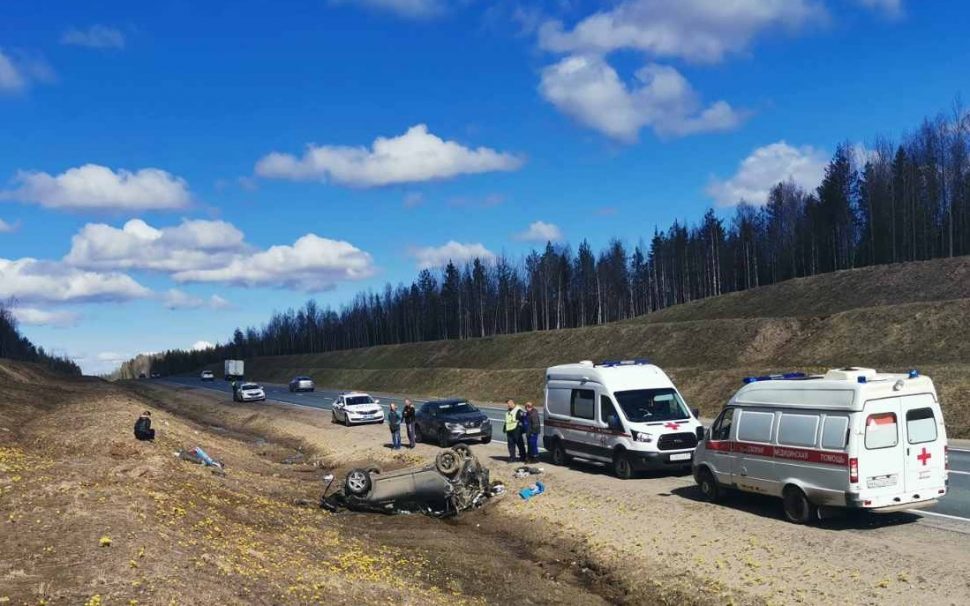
[
  {"xmin": 696, "ymin": 426, "xmax": 706, "ymax": 441},
  {"xmin": 691, "ymin": 407, "xmax": 700, "ymax": 419}
]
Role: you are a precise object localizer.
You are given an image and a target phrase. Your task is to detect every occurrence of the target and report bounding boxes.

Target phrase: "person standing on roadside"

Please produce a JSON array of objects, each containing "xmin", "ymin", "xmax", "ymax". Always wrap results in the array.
[
  {"xmin": 525, "ymin": 401, "xmax": 541, "ymax": 462},
  {"xmin": 402, "ymin": 399, "xmax": 417, "ymax": 448},
  {"xmin": 387, "ymin": 402, "xmax": 402, "ymax": 450},
  {"xmin": 503, "ymin": 399, "xmax": 527, "ymax": 462}
]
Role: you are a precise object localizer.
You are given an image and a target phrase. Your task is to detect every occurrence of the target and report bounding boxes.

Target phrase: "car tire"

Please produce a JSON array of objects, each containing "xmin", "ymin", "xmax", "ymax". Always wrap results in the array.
[
  {"xmin": 437, "ymin": 429, "xmax": 450, "ymax": 448},
  {"xmin": 435, "ymin": 450, "xmax": 461, "ymax": 476},
  {"xmin": 550, "ymin": 439, "xmax": 570, "ymax": 466},
  {"xmin": 365, "ymin": 466, "xmax": 382, "ymax": 475},
  {"xmin": 343, "ymin": 415, "xmax": 351, "ymax": 427},
  {"xmin": 612, "ymin": 451, "xmax": 634, "ymax": 480},
  {"xmin": 414, "ymin": 424, "xmax": 424, "ymax": 443},
  {"xmin": 481, "ymin": 435, "xmax": 492, "ymax": 445},
  {"xmin": 451, "ymin": 444, "xmax": 472, "ymax": 458},
  {"xmin": 331, "ymin": 411, "xmax": 337, "ymax": 424},
  {"xmin": 696, "ymin": 467, "xmax": 722, "ymax": 502},
  {"xmin": 344, "ymin": 469, "xmax": 372, "ymax": 497},
  {"xmin": 782, "ymin": 486, "xmax": 817, "ymax": 524}
]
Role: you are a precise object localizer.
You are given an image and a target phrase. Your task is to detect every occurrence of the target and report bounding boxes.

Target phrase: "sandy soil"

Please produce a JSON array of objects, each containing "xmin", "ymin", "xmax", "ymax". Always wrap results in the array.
[{"xmin": 135, "ymin": 381, "xmax": 970, "ymax": 606}]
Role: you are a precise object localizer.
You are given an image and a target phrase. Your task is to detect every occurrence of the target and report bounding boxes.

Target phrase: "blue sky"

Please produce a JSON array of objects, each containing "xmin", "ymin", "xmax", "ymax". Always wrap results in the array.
[{"xmin": 1, "ymin": 0, "xmax": 967, "ymax": 373}]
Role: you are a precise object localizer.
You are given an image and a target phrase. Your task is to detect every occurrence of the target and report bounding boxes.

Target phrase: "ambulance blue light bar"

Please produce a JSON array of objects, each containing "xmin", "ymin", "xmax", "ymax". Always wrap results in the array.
[
  {"xmin": 600, "ymin": 359, "xmax": 651, "ymax": 367},
  {"xmin": 908, "ymin": 369, "xmax": 920, "ymax": 378},
  {"xmin": 742, "ymin": 372, "xmax": 807, "ymax": 384}
]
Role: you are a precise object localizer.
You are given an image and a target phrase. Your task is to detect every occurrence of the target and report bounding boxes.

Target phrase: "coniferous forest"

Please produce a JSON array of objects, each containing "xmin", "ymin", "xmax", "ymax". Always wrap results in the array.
[
  {"xmin": 0, "ymin": 304, "xmax": 82, "ymax": 375},
  {"xmin": 137, "ymin": 105, "xmax": 970, "ymax": 376}
]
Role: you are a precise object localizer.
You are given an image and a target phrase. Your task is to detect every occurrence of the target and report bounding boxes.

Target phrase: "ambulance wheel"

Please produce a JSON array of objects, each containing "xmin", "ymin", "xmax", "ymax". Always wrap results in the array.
[
  {"xmin": 612, "ymin": 451, "xmax": 634, "ymax": 480},
  {"xmin": 550, "ymin": 440, "xmax": 570, "ymax": 466},
  {"xmin": 696, "ymin": 467, "xmax": 722, "ymax": 502},
  {"xmin": 782, "ymin": 486, "xmax": 817, "ymax": 524}
]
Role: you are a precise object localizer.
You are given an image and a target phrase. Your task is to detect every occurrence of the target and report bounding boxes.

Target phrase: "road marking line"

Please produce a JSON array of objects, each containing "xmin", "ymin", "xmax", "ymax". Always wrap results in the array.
[
  {"xmin": 910, "ymin": 509, "xmax": 970, "ymax": 523},
  {"xmin": 947, "ymin": 470, "xmax": 970, "ymax": 476},
  {"xmin": 949, "ymin": 448, "xmax": 970, "ymax": 454}
]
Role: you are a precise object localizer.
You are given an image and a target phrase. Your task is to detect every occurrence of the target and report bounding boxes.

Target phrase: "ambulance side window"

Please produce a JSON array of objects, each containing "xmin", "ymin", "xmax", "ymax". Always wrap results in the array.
[
  {"xmin": 710, "ymin": 408, "xmax": 735, "ymax": 441},
  {"xmin": 737, "ymin": 410, "xmax": 774, "ymax": 443},
  {"xmin": 820, "ymin": 416, "xmax": 849, "ymax": 450},
  {"xmin": 600, "ymin": 396, "xmax": 619, "ymax": 428},
  {"xmin": 570, "ymin": 389, "xmax": 595, "ymax": 420}
]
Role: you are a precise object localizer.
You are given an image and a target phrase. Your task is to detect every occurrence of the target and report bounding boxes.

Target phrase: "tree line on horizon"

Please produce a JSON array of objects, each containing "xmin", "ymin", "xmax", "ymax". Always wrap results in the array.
[
  {"xmin": 137, "ymin": 102, "xmax": 970, "ymax": 377},
  {"xmin": 0, "ymin": 304, "xmax": 82, "ymax": 375}
]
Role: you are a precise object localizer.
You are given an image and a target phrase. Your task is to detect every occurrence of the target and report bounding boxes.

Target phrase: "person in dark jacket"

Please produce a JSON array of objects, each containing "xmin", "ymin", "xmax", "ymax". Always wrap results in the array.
[
  {"xmin": 387, "ymin": 402, "xmax": 402, "ymax": 450},
  {"xmin": 402, "ymin": 399, "xmax": 417, "ymax": 448},
  {"xmin": 134, "ymin": 411, "xmax": 155, "ymax": 441},
  {"xmin": 525, "ymin": 401, "xmax": 541, "ymax": 462}
]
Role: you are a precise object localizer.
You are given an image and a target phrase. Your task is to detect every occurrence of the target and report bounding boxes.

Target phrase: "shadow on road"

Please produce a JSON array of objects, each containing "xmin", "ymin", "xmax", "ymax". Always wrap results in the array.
[{"xmin": 671, "ymin": 484, "xmax": 922, "ymax": 530}]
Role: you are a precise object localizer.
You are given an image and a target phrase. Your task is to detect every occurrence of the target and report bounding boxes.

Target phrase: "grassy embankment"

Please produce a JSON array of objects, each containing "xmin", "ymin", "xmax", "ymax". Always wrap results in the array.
[{"xmin": 209, "ymin": 257, "xmax": 970, "ymax": 438}]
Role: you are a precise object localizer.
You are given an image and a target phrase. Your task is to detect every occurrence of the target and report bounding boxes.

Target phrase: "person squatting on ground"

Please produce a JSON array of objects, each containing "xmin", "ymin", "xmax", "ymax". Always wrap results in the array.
[
  {"xmin": 503, "ymin": 399, "xmax": 527, "ymax": 462},
  {"xmin": 387, "ymin": 402, "xmax": 402, "ymax": 450},
  {"xmin": 134, "ymin": 410, "xmax": 155, "ymax": 441},
  {"xmin": 403, "ymin": 399, "xmax": 416, "ymax": 448},
  {"xmin": 525, "ymin": 401, "xmax": 541, "ymax": 463}
]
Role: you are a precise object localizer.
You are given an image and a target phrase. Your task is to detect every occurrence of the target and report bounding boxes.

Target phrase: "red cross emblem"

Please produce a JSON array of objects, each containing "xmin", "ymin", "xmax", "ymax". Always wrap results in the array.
[
  {"xmin": 916, "ymin": 447, "xmax": 932, "ymax": 466},
  {"xmin": 664, "ymin": 422, "xmax": 682, "ymax": 430}
]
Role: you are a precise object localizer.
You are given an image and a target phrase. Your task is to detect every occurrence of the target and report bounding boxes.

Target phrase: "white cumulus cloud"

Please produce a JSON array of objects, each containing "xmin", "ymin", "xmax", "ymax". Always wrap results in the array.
[
  {"xmin": 9, "ymin": 307, "xmax": 80, "ymax": 328},
  {"xmin": 856, "ymin": 0, "xmax": 904, "ymax": 18},
  {"xmin": 540, "ymin": 56, "xmax": 743, "ymax": 142},
  {"xmin": 538, "ymin": 0, "xmax": 825, "ymax": 64},
  {"xmin": 0, "ymin": 218, "xmax": 18, "ymax": 233},
  {"xmin": 3, "ymin": 164, "xmax": 191, "ymax": 211},
  {"xmin": 61, "ymin": 25, "xmax": 126, "ymax": 49},
  {"xmin": 0, "ymin": 257, "xmax": 149, "ymax": 304},
  {"xmin": 514, "ymin": 221, "xmax": 564, "ymax": 243},
  {"xmin": 332, "ymin": 0, "xmax": 445, "ymax": 19},
  {"xmin": 410, "ymin": 241, "xmax": 495, "ymax": 270},
  {"xmin": 191, "ymin": 340, "xmax": 215, "ymax": 351},
  {"xmin": 173, "ymin": 234, "xmax": 375, "ymax": 291},
  {"xmin": 66, "ymin": 218, "xmax": 246, "ymax": 272},
  {"xmin": 706, "ymin": 141, "xmax": 828, "ymax": 206},
  {"xmin": 255, "ymin": 124, "xmax": 523, "ymax": 187},
  {"xmin": 163, "ymin": 289, "xmax": 232, "ymax": 311},
  {"xmin": 0, "ymin": 48, "xmax": 55, "ymax": 94}
]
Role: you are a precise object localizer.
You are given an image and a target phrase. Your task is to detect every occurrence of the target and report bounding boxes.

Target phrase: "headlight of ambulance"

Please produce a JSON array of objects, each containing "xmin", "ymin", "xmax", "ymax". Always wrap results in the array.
[{"xmin": 632, "ymin": 431, "xmax": 654, "ymax": 443}]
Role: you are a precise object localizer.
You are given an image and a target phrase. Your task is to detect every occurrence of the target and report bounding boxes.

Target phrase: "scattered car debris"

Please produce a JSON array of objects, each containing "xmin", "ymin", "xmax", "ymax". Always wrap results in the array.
[
  {"xmin": 519, "ymin": 481, "xmax": 546, "ymax": 501},
  {"xmin": 513, "ymin": 465, "xmax": 544, "ymax": 478},
  {"xmin": 320, "ymin": 445, "xmax": 503, "ymax": 518},
  {"xmin": 176, "ymin": 446, "xmax": 226, "ymax": 475}
]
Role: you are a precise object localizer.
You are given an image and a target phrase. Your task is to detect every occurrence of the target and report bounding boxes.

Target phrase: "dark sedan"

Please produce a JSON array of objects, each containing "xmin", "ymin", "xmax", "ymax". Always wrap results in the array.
[{"xmin": 414, "ymin": 399, "xmax": 492, "ymax": 446}]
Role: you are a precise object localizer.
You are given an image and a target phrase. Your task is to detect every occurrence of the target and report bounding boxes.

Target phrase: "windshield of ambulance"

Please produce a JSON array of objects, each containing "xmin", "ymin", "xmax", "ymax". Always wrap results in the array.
[{"xmin": 613, "ymin": 388, "xmax": 690, "ymax": 423}]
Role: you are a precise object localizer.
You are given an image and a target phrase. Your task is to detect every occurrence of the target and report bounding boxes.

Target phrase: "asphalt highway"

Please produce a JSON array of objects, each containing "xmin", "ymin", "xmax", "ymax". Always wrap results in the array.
[{"xmin": 160, "ymin": 375, "xmax": 970, "ymax": 523}]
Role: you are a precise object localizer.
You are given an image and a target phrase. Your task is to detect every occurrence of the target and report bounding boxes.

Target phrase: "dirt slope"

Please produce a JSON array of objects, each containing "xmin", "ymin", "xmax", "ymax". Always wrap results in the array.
[{"xmin": 207, "ymin": 258, "xmax": 970, "ymax": 437}]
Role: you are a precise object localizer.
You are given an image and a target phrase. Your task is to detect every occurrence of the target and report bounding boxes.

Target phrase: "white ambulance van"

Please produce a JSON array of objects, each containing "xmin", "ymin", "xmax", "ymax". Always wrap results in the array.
[
  {"xmin": 692, "ymin": 368, "xmax": 949, "ymax": 523},
  {"xmin": 542, "ymin": 360, "xmax": 704, "ymax": 479}
]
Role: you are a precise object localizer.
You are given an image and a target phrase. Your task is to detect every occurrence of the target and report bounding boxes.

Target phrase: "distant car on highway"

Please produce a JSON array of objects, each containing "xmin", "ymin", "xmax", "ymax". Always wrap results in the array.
[
  {"xmin": 289, "ymin": 376, "xmax": 315, "ymax": 392},
  {"xmin": 200, "ymin": 370, "xmax": 215, "ymax": 382},
  {"xmin": 332, "ymin": 392, "xmax": 384, "ymax": 426},
  {"xmin": 233, "ymin": 382, "xmax": 266, "ymax": 403},
  {"xmin": 415, "ymin": 399, "xmax": 492, "ymax": 447},
  {"xmin": 150, "ymin": 373, "xmax": 160, "ymax": 379}
]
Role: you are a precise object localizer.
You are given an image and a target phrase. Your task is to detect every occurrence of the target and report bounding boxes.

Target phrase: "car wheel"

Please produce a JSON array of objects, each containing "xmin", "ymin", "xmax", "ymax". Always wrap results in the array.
[
  {"xmin": 481, "ymin": 435, "xmax": 492, "ymax": 445},
  {"xmin": 343, "ymin": 415, "xmax": 351, "ymax": 427},
  {"xmin": 365, "ymin": 466, "xmax": 382, "ymax": 475},
  {"xmin": 782, "ymin": 486, "xmax": 817, "ymax": 524},
  {"xmin": 435, "ymin": 450, "xmax": 461, "ymax": 476},
  {"xmin": 696, "ymin": 467, "xmax": 722, "ymax": 503},
  {"xmin": 344, "ymin": 469, "xmax": 372, "ymax": 496},
  {"xmin": 550, "ymin": 439, "xmax": 570, "ymax": 466},
  {"xmin": 331, "ymin": 411, "xmax": 337, "ymax": 424},
  {"xmin": 414, "ymin": 424, "xmax": 424, "ymax": 443},
  {"xmin": 451, "ymin": 444, "xmax": 472, "ymax": 458},
  {"xmin": 437, "ymin": 429, "xmax": 450, "ymax": 448},
  {"xmin": 612, "ymin": 451, "xmax": 634, "ymax": 480}
]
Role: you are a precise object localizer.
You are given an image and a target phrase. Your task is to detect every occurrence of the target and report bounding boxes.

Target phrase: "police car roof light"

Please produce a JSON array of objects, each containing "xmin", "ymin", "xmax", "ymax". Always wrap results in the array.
[{"xmin": 599, "ymin": 358, "xmax": 651, "ymax": 368}]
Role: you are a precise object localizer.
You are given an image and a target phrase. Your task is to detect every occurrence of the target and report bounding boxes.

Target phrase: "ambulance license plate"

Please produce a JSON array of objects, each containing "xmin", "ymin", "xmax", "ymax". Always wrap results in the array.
[
  {"xmin": 866, "ymin": 474, "xmax": 897, "ymax": 489},
  {"xmin": 669, "ymin": 452, "xmax": 692, "ymax": 462}
]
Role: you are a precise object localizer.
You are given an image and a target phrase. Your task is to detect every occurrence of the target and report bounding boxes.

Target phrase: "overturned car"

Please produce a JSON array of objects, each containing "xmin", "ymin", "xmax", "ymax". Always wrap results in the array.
[{"xmin": 321, "ymin": 445, "xmax": 502, "ymax": 518}]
